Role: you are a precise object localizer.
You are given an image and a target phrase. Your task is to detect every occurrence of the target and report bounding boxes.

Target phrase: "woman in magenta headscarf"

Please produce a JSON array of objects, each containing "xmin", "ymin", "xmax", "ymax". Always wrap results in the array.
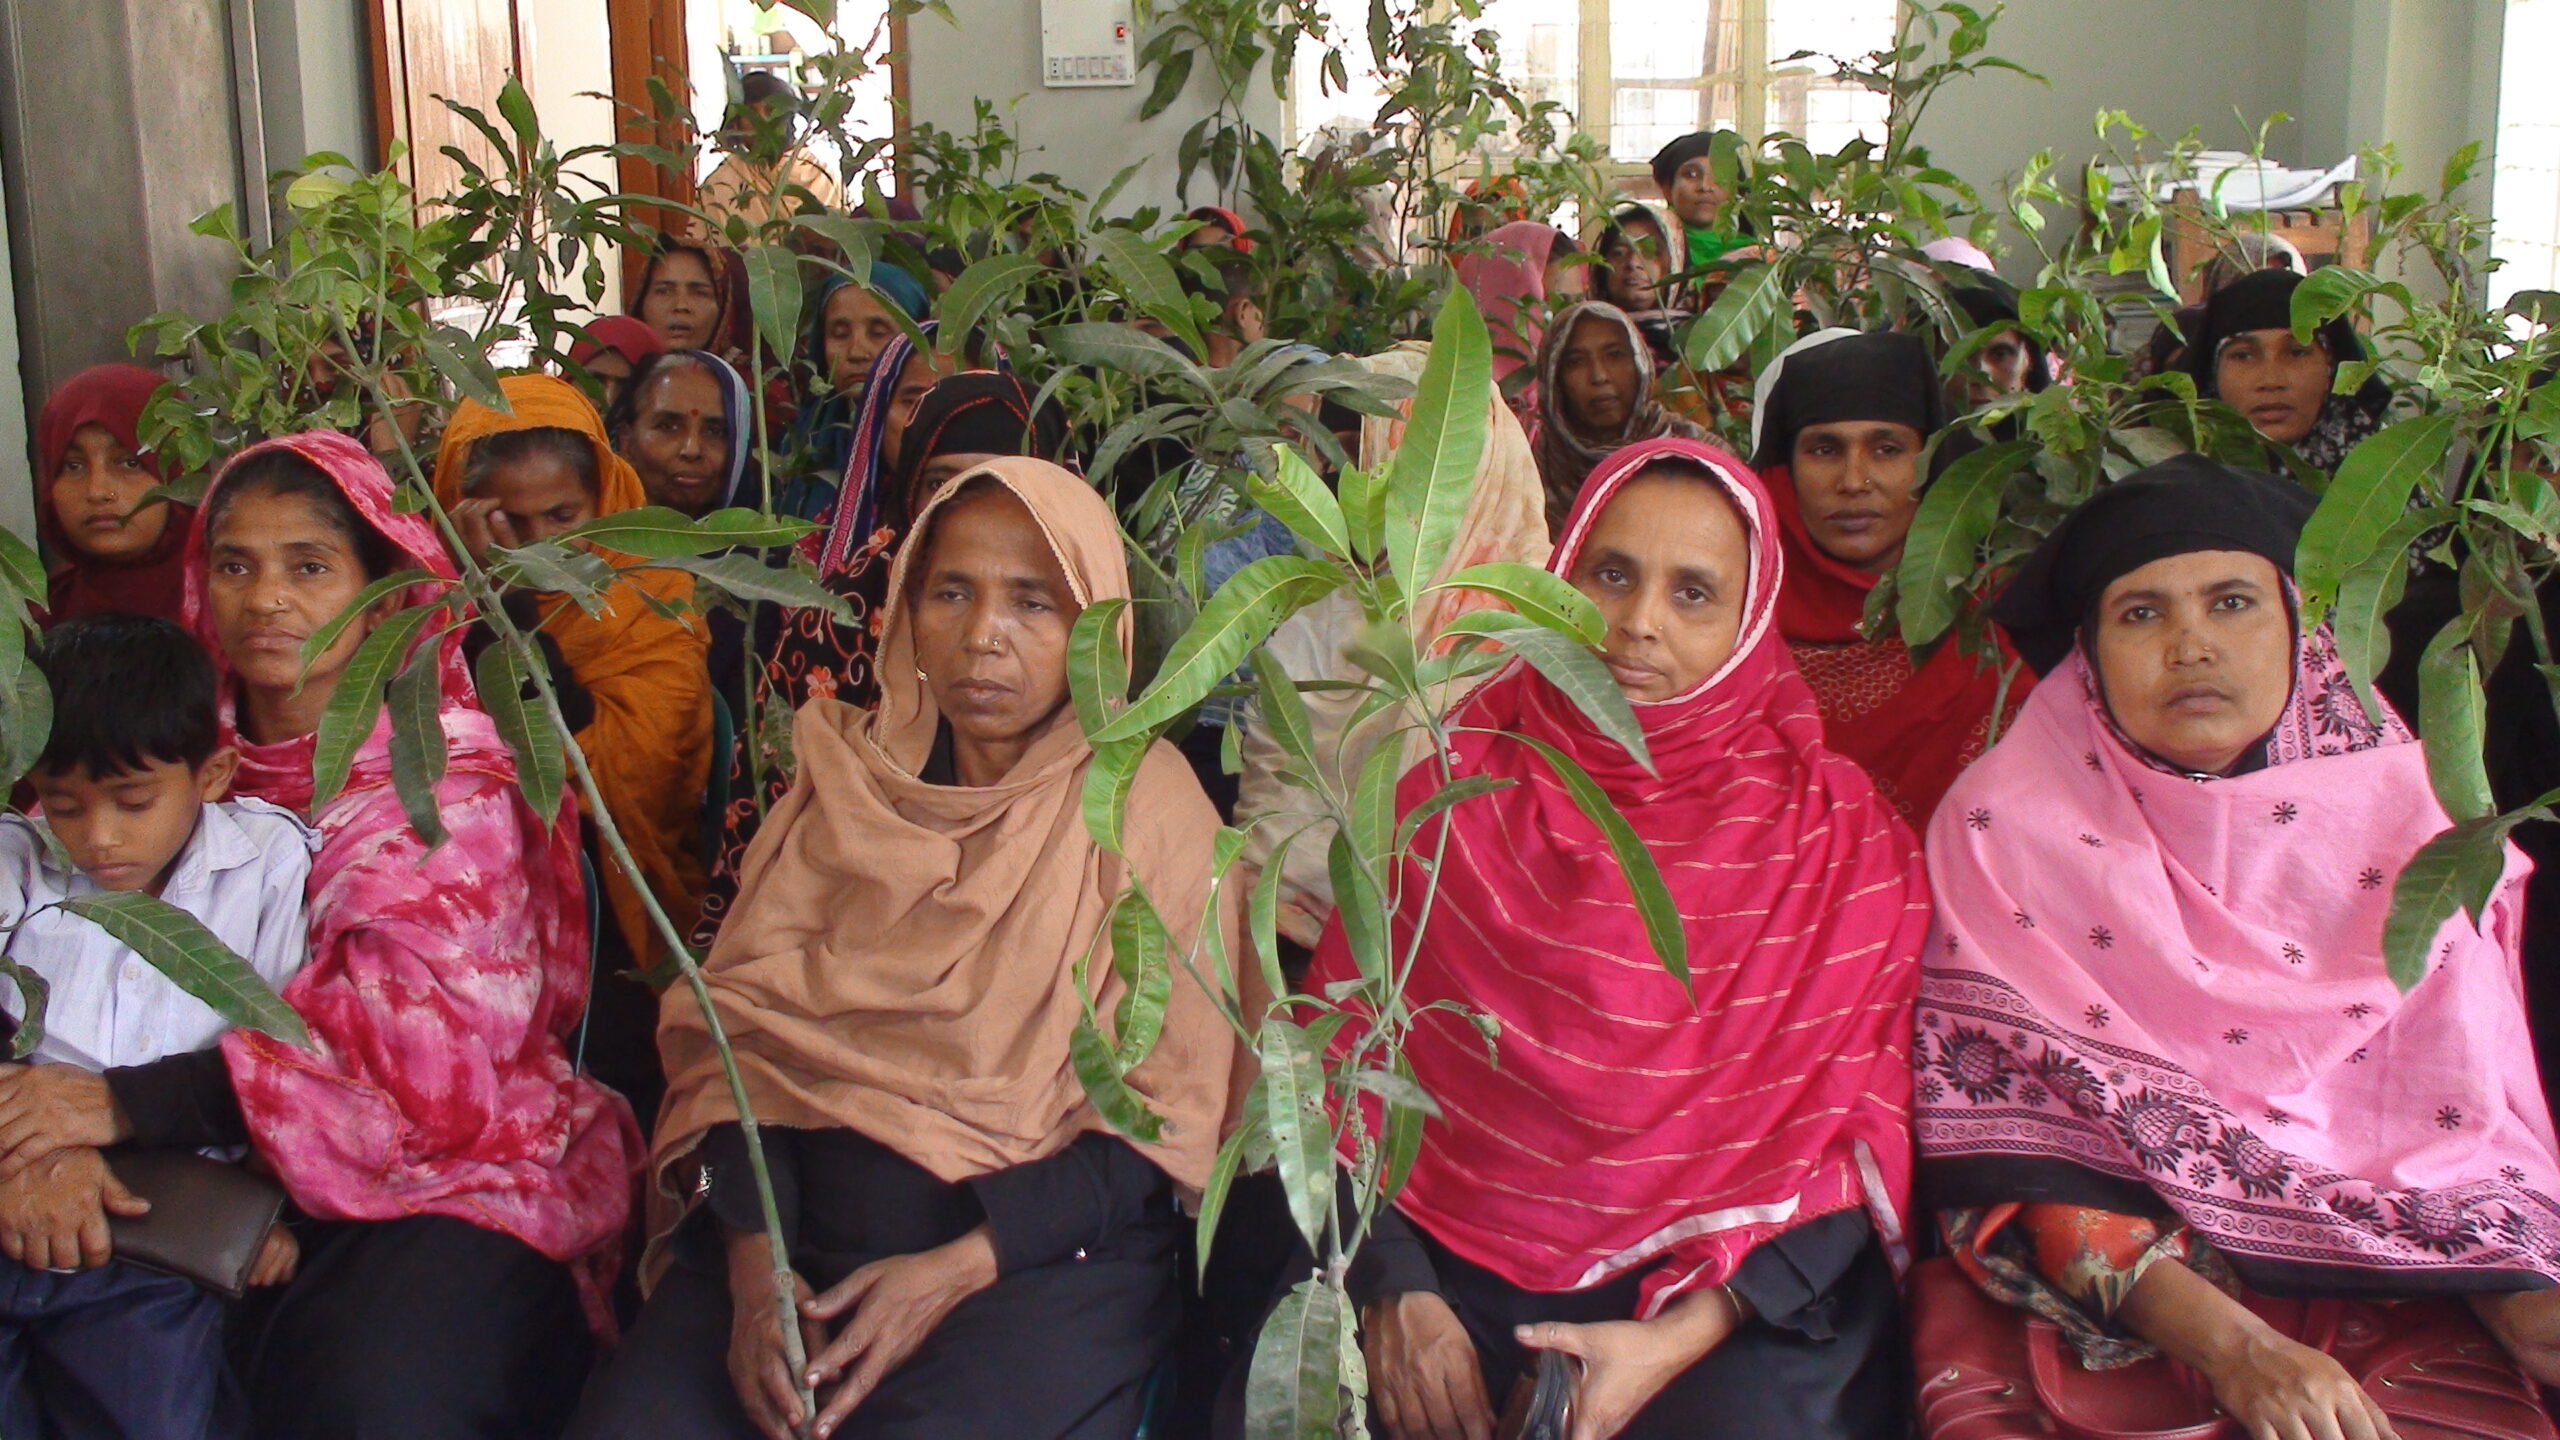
[
  {"xmin": 20, "ymin": 430, "xmax": 642, "ymax": 1438},
  {"xmin": 1454, "ymin": 221, "xmax": 1582, "ymax": 403},
  {"xmin": 1913, "ymin": 455, "xmax": 2560, "ymax": 1440},
  {"xmin": 1229, "ymin": 437, "xmax": 1928, "ymax": 1440},
  {"xmin": 29, "ymin": 363, "xmax": 190, "ymax": 627}
]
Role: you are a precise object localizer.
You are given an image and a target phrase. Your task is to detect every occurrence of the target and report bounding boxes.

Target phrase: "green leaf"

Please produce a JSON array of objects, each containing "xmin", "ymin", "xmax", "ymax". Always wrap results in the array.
[
  {"xmin": 419, "ymin": 326, "xmax": 506, "ymax": 412},
  {"xmin": 384, "ymin": 643, "xmax": 450, "ymax": 849},
  {"xmin": 1108, "ymin": 888, "xmax": 1173, "ymax": 1067},
  {"xmin": 792, "ymin": 215, "xmax": 880, "ymax": 279},
  {"xmin": 1385, "ymin": 288, "xmax": 1493, "ymax": 614},
  {"xmin": 2333, "ymin": 546, "xmax": 2411, "ymax": 727},
  {"xmin": 1347, "ymin": 737, "xmax": 1402, "ymax": 869},
  {"xmin": 1091, "ymin": 557, "xmax": 1339, "ymax": 744},
  {"xmin": 1069, "ymin": 1014, "xmax": 1166, "ymax": 1142},
  {"xmin": 1250, "ymin": 649, "xmax": 1321, "ymax": 776},
  {"xmin": 0, "ymin": 658, "xmax": 50, "ymax": 794},
  {"xmin": 1248, "ymin": 827, "xmax": 1297, "ymax": 1004},
  {"xmin": 474, "ymin": 640, "xmax": 566, "ymax": 822},
  {"xmin": 742, "ymin": 244, "xmax": 804, "ymax": 372},
  {"xmin": 489, "ymin": 543, "xmax": 618, "ymax": 602},
  {"xmin": 1042, "ymin": 322, "xmax": 1212, "ymax": 387},
  {"xmin": 1430, "ymin": 561, "xmax": 1602, "ymax": 643},
  {"xmin": 1440, "ymin": 612, "xmax": 1652, "ymax": 773},
  {"xmin": 935, "ymin": 253, "xmax": 1046, "ymax": 355},
  {"xmin": 1338, "ymin": 466, "xmax": 1387, "ymax": 562},
  {"xmin": 56, "ymin": 892, "xmax": 308, "ymax": 1047},
  {"xmin": 0, "ymin": 529, "xmax": 48, "ymax": 609},
  {"xmin": 297, "ymin": 569, "xmax": 436, "ymax": 677},
  {"xmin": 494, "ymin": 76, "xmax": 540, "ymax": 147},
  {"xmin": 1245, "ymin": 445, "xmax": 1351, "ymax": 560},
  {"xmin": 2289, "ymin": 266, "xmax": 2381, "ymax": 340},
  {"xmin": 1194, "ymin": 1080, "xmax": 1265, "ymax": 1281},
  {"xmin": 1893, "ymin": 439, "xmax": 2034, "ymax": 647},
  {"xmin": 1082, "ymin": 735, "xmax": 1149, "ymax": 855},
  {"xmin": 1680, "ymin": 263, "xmax": 1790, "ymax": 372},
  {"xmin": 1068, "ymin": 598, "xmax": 1132, "ymax": 739},
  {"xmin": 1244, "ymin": 1277, "xmax": 1346, "ymax": 1440},
  {"xmin": 2383, "ymin": 813, "xmax": 2526, "ymax": 991},
  {"xmin": 1375, "ymin": 1052, "xmax": 1429, "ymax": 1198},
  {"xmin": 1394, "ymin": 774, "xmax": 1515, "ymax": 853},
  {"xmin": 1257, "ymin": 1016, "xmax": 1333, "ymax": 1254},
  {"xmin": 1326, "ymin": 830, "xmax": 1388, "ymax": 981},
  {"xmin": 2297, "ymin": 414, "xmax": 2457, "ymax": 623},
  {"xmin": 0, "ymin": 954, "xmax": 48, "ymax": 1058},
  {"xmin": 563, "ymin": 506, "xmax": 812, "ymax": 558},
  {"xmin": 1140, "ymin": 45, "xmax": 1197, "ymax": 120},
  {"xmin": 2417, "ymin": 621, "xmax": 2494, "ymax": 823},
  {"xmin": 311, "ymin": 605, "xmax": 438, "ymax": 810},
  {"xmin": 1505, "ymin": 730, "xmax": 1688, "ymax": 990},
  {"xmin": 657, "ymin": 552, "xmax": 854, "ymax": 621},
  {"xmin": 1087, "ymin": 226, "xmax": 1204, "ymax": 356}
]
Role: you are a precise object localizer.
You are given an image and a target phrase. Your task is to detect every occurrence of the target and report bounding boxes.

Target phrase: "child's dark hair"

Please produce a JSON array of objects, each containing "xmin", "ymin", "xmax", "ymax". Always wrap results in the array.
[
  {"xmin": 33, "ymin": 614, "xmax": 220, "ymax": 778},
  {"xmin": 462, "ymin": 427, "xmax": 600, "ymax": 498},
  {"xmin": 205, "ymin": 449, "xmax": 404, "ymax": 581}
]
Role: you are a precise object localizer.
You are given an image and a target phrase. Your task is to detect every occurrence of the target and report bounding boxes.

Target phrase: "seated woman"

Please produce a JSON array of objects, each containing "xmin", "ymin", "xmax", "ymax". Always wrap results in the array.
[
  {"xmin": 1912, "ymin": 455, "xmax": 2560, "ymax": 1440},
  {"xmin": 0, "ymin": 431, "xmax": 641, "ymax": 1438},
  {"xmin": 1456, "ymin": 221, "xmax": 1572, "ymax": 400},
  {"xmin": 1749, "ymin": 328, "xmax": 2025, "ymax": 825},
  {"xmin": 566, "ymin": 315, "xmax": 665, "ymax": 417},
  {"xmin": 33, "ymin": 363, "xmax": 191, "ymax": 627},
  {"xmin": 1593, "ymin": 204, "xmax": 1684, "ymax": 370},
  {"xmin": 609, "ymin": 349, "xmax": 751, "ymax": 518},
  {"xmin": 1228, "ymin": 437, "xmax": 1928, "ymax": 1440},
  {"xmin": 569, "ymin": 458, "xmax": 1234, "ymax": 1440},
  {"xmin": 781, "ymin": 267, "xmax": 932, "ymax": 522},
  {"xmin": 632, "ymin": 240, "xmax": 745, "ymax": 358},
  {"xmin": 433, "ymin": 374, "xmax": 713, "ymax": 1128},
  {"xmin": 1526, "ymin": 300, "xmax": 1707, "ymax": 533},
  {"xmin": 2184, "ymin": 267, "xmax": 2391, "ymax": 473}
]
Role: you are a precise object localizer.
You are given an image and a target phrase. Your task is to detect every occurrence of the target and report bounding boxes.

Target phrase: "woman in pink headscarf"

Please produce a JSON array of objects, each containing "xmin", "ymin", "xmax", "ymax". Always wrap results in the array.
[
  {"xmin": 1454, "ymin": 221, "xmax": 1583, "ymax": 403},
  {"xmin": 1231, "ymin": 437, "xmax": 1928, "ymax": 1440},
  {"xmin": 1912, "ymin": 455, "xmax": 2560, "ymax": 1440}
]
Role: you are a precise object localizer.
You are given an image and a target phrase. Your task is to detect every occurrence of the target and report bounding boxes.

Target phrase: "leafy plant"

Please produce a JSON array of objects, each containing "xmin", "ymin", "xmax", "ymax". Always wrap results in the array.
[{"xmin": 1067, "ymin": 289, "xmax": 1686, "ymax": 1437}]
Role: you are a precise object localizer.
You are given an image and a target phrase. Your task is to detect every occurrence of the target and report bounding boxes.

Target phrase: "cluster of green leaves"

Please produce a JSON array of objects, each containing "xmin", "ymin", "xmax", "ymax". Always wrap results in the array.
[{"xmin": 1065, "ymin": 289, "xmax": 1685, "ymax": 1437}]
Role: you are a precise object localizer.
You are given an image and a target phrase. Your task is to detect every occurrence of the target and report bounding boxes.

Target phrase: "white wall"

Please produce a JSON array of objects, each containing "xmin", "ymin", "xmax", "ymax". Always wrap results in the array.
[{"xmin": 902, "ymin": 0, "xmax": 1284, "ymax": 213}]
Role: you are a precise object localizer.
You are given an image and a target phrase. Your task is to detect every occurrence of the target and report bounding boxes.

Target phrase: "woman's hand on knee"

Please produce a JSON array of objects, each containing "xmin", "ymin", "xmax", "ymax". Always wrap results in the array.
[
  {"xmin": 1515, "ymin": 1285, "xmax": 1743, "ymax": 1440},
  {"xmin": 798, "ymin": 1226, "xmax": 999, "ymax": 1437},
  {"xmin": 2199, "ymin": 1330, "xmax": 2396, "ymax": 1440},
  {"xmin": 725, "ymin": 1230, "xmax": 822, "ymax": 1440},
  {"xmin": 1361, "ymin": 1290, "xmax": 1493, "ymax": 1440},
  {"xmin": 2470, "ymin": 1290, "xmax": 2560, "ymax": 1388}
]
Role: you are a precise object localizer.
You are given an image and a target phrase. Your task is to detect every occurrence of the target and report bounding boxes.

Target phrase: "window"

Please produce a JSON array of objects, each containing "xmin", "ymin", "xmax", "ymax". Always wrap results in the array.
[
  {"xmin": 2492, "ymin": 0, "xmax": 2560, "ymax": 305},
  {"xmin": 1290, "ymin": 0, "xmax": 1898, "ymax": 170},
  {"xmin": 695, "ymin": 0, "xmax": 901, "ymax": 188}
]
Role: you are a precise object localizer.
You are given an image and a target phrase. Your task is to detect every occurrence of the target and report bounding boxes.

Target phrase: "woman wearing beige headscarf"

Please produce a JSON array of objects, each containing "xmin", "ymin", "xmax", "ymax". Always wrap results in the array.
[
  {"xmin": 1232, "ymin": 341, "xmax": 1548, "ymax": 959},
  {"xmin": 567, "ymin": 458, "xmax": 1236, "ymax": 1440}
]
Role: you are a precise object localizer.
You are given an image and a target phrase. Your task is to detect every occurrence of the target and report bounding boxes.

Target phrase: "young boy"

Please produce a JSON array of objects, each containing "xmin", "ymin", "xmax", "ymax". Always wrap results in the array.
[{"xmin": 0, "ymin": 613, "xmax": 314, "ymax": 1440}]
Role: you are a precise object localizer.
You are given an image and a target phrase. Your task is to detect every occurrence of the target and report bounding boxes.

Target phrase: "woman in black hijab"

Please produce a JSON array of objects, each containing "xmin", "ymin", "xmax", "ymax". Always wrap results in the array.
[{"xmin": 2185, "ymin": 268, "xmax": 2391, "ymax": 472}]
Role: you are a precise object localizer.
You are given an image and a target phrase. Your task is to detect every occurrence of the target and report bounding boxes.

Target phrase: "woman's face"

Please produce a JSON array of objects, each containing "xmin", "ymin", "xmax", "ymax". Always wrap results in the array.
[
  {"xmin": 50, "ymin": 423, "xmax": 170, "ymax": 562},
  {"xmin": 2214, "ymin": 327, "xmax": 2333, "ymax": 446},
  {"xmin": 1566, "ymin": 468, "xmax": 1751, "ymax": 703},
  {"xmin": 2091, "ymin": 549, "xmax": 2293, "ymax": 775},
  {"xmin": 639, "ymin": 251, "xmax": 721, "ymax": 350},
  {"xmin": 618, "ymin": 363, "xmax": 733, "ymax": 516},
  {"xmin": 1601, "ymin": 222, "xmax": 1665, "ymax": 310},
  {"xmin": 908, "ymin": 487, "xmax": 1082, "ymax": 768},
  {"xmin": 1789, "ymin": 420, "xmax": 1925, "ymax": 573},
  {"xmin": 475, "ymin": 447, "xmax": 600, "ymax": 545},
  {"xmin": 882, "ymin": 349, "xmax": 961, "ymax": 472},
  {"xmin": 1967, "ymin": 329, "xmax": 2035, "ymax": 404},
  {"xmin": 907, "ymin": 451, "xmax": 1005, "ymax": 528},
  {"xmin": 205, "ymin": 489, "xmax": 388, "ymax": 709},
  {"xmin": 1667, "ymin": 157, "xmax": 1727, "ymax": 229},
  {"xmin": 584, "ymin": 351, "xmax": 635, "ymax": 415},
  {"xmin": 824, "ymin": 286, "xmax": 903, "ymax": 396},
  {"xmin": 1543, "ymin": 252, "xmax": 1588, "ymax": 303},
  {"xmin": 1556, "ymin": 313, "xmax": 1642, "ymax": 441}
]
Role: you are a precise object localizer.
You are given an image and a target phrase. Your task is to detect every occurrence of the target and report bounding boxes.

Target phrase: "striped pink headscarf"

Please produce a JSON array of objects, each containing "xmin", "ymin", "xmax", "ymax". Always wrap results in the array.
[{"xmin": 1307, "ymin": 436, "xmax": 1931, "ymax": 1316}]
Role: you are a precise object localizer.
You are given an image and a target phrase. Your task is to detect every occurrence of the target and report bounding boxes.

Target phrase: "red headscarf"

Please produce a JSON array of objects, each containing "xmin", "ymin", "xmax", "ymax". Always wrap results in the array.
[
  {"xmin": 566, "ymin": 315, "xmax": 666, "ymax": 370},
  {"xmin": 184, "ymin": 432, "xmax": 639, "ymax": 1326},
  {"xmin": 1455, "ymin": 221, "xmax": 1562, "ymax": 384},
  {"xmin": 32, "ymin": 364, "xmax": 191, "ymax": 627},
  {"xmin": 1307, "ymin": 436, "xmax": 1930, "ymax": 1316},
  {"xmin": 1761, "ymin": 470, "xmax": 2028, "ymax": 825}
]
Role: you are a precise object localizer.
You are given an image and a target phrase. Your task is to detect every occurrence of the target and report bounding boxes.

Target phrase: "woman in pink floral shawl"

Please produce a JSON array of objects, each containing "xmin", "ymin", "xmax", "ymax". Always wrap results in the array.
[
  {"xmin": 160, "ymin": 432, "xmax": 636, "ymax": 1438},
  {"xmin": 1912, "ymin": 454, "xmax": 2560, "ymax": 1440}
]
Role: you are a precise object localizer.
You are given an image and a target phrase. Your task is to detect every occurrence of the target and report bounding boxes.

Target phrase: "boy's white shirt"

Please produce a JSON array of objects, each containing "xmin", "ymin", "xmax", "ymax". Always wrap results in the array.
[{"xmin": 0, "ymin": 798, "xmax": 317, "ymax": 1071}]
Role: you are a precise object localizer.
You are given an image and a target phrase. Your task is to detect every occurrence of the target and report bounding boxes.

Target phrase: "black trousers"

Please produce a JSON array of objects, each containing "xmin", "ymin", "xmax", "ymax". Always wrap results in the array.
[
  {"xmin": 1216, "ymin": 1227, "xmax": 1909, "ymax": 1440},
  {"xmin": 233, "ymin": 1214, "xmax": 593, "ymax": 1440},
  {"xmin": 565, "ymin": 1230, "xmax": 1176, "ymax": 1440}
]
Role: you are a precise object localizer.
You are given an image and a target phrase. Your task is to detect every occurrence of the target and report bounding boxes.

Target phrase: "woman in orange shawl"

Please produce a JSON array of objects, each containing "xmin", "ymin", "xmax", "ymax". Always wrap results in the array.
[{"xmin": 432, "ymin": 374, "xmax": 712, "ymax": 1122}]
